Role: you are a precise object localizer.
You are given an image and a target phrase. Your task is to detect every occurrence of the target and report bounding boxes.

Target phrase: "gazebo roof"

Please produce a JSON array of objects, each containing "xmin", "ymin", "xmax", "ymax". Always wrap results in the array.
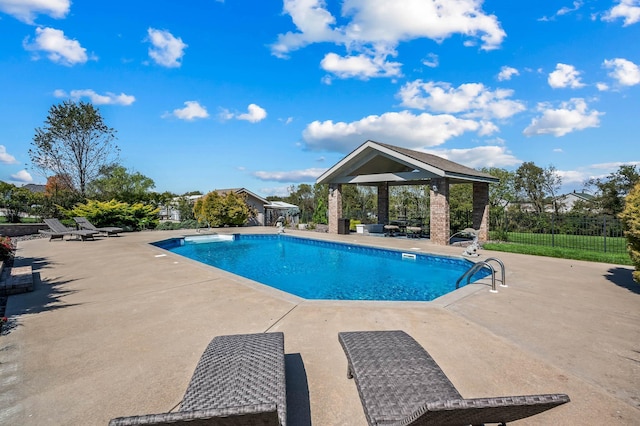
[{"xmin": 316, "ymin": 140, "xmax": 499, "ymax": 185}]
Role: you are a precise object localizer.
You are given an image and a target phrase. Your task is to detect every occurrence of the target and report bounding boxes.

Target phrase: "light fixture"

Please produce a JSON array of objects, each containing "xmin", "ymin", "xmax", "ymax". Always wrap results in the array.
[{"xmin": 431, "ymin": 184, "xmax": 438, "ymax": 193}]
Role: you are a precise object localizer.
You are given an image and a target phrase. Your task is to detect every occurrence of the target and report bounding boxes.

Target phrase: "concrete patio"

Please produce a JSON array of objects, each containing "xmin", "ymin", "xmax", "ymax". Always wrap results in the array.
[{"xmin": 1, "ymin": 228, "xmax": 638, "ymax": 425}]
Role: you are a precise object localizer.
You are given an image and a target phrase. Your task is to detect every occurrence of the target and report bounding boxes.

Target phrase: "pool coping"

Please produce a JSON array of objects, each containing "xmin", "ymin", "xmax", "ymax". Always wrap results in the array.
[{"xmin": 150, "ymin": 232, "xmax": 493, "ymax": 307}]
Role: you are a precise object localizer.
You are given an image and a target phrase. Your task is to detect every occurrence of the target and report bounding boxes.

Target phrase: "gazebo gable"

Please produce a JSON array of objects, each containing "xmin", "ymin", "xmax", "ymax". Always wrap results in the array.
[{"xmin": 316, "ymin": 140, "xmax": 497, "ymax": 185}]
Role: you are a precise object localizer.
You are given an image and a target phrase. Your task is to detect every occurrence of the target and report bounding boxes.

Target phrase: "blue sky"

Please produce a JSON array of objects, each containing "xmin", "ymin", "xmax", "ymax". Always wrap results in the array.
[{"xmin": 1, "ymin": 1, "xmax": 639, "ymax": 197}]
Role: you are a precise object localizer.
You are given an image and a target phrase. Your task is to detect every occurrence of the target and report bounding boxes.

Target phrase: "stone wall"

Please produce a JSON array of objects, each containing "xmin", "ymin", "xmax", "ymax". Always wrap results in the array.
[{"xmin": 0, "ymin": 224, "xmax": 49, "ymax": 237}]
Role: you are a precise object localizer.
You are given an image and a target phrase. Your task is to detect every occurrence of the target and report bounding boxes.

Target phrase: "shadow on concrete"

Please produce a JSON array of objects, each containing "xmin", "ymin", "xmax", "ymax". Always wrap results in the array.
[
  {"xmin": 604, "ymin": 267, "xmax": 639, "ymax": 295},
  {"xmin": 6, "ymin": 271, "xmax": 81, "ymax": 318},
  {"xmin": 285, "ymin": 353, "xmax": 311, "ymax": 426}
]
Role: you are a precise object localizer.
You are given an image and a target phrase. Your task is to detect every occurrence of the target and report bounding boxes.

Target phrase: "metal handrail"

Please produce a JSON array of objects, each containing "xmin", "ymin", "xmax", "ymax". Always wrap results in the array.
[
  {"xmin": 456, "ymin": 261, "xmax": 497, "ymax": 293},
  {"xmin": 483, "ymin": 257, "xmax": 507, "ymax": 288}
]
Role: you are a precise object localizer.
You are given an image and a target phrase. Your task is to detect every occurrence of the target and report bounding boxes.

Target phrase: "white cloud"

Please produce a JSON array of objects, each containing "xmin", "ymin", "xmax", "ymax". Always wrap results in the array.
[
  {"xmin": 603, "ymin": 58, "xmax": 640, "ymax": 86},
  {"xmin": 221, "ymin": 104, "xmax": 267, "ymax": 123},
  {"xmin": 11, "ymin": 170, "xmax": 33, "ymax": 183},
  {"xmin": 548, "ymin": 63, "xmax": 585, "ymax": 88},
  {"xmin": 0, "ymin": 146, "xmax": 18, "ymax": 164},
  {"xmin": 24, "ymin": 27, "xmax": 91, "ymax": 66},
  {"xmin": 0, "ymin": 0, "xmax": 70, "ymax": 24},
  {"xmin": 556, "ymin": 169, "xmax": 586, "ymax": 185},
  {"xmin": 523, "ymin": 98, "xmax": 602, "ymax": 137},
  {"xmin": 271, "ymin": 0, "xmax": 506, "ymax": 79},
  {"xmin": 302, "ymin": 110, "xmax": 491, "ymax": 153},
  {"xmin": 146, "ymin": 28, "xmax": 187, "ymax": 68},
  {"xmin": 596, "ymin": 82, "xmax": 610, "ymax": 91},
  {"xmin": 320, "ymin": 52, "xmax": 402, "ymax": 79},
  {"xmin": 54, "ymin": 89, "xmax": 135, "ymax": 105},
  {"xmin": 253, "ymin": 168, "xmax": 327, "ymax": 182},
  {"xmin": 397, "ymin": 80, "xmax": 526, "ymax": 120},
  {"xmin": 557, "ymin": 1, "xmax": 583, "ymax": 16},
  {"xmin": 422, "ymin": 53, "xmax": 439, "ymax": 68},
  {"xmin": 260, "ymin": 186, "xmax": 295, "ymax": 197},
  {"xmin": 602, "ymin": 0, "xmax": 640, "ymax": 26},
  {"xmin": 539, "ymin": 1, "xmax": 583, "ymax": 21},
  {"xmin": 237, "ymin": 104, "xmax": 268, "ymax": 123},
  {"xmin": 165, "ymin": 101, "xmax": 209, "ymax": 121},
  {"xmin": 427, "ymin": 145, "xmax": 521, "ymax": 168},
  {"xmin": 497, "ymin": 66, "xmax": 519, "ymax": 81}
]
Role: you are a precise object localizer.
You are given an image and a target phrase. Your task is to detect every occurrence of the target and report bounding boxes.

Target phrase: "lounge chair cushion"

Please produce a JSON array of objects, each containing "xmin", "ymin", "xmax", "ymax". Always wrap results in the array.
[
  {"xmin": 109, "ymin": 332, "xmax": 286, "ymax": 426},
  {"xmin": 339, "ymin": 330, "xmax": 569, "ymax": 426}
]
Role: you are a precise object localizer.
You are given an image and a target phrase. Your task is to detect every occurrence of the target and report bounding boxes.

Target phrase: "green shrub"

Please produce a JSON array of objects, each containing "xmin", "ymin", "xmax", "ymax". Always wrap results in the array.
[
  {"xmin": 619, "ymin": 181, "xmax": 640, "ymax": 282},
  {"xmin": 194, "ymin": 191, "xmax": 253, "ymax": 227},
  {"xmin": 156, "ymin": 219, "xmax": 200, "ymax": 230},
  {"xmin": 64, "ymin": 199, "xmax": 160, "ymax": 231}
]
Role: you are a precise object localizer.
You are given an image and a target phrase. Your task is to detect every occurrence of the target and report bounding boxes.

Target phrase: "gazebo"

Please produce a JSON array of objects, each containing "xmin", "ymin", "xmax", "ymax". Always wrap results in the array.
[{"xmin": 315, "ymin": 140, "xmax": 499, "ymax": 245}]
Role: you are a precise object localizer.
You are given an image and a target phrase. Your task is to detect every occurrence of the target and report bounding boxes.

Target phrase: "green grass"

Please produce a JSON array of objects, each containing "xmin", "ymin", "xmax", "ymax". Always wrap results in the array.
[
  {"xmin": 492, "ymin": 231, "xmax": 627, "ymax": 253},
  {"xmin": 483, "ymin": 241, "xmax": 632, "ymax": 265}
]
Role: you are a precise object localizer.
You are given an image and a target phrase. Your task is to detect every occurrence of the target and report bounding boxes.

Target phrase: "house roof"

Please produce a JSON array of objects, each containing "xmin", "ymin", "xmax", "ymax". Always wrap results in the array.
[
  {"xmin": 214, "ymin": 188, "xmax": 268, "ymax": 204},
  {"xmin": 316, "ymin": 140, "xmax": 499, "ymax": 185},
  {"xmin": 265, "ymin": 201, "xmax": 299, "ymax": 211},
  {"xmin": 22, "ymin": 183, "xmax": 46, "ymax": 193}
]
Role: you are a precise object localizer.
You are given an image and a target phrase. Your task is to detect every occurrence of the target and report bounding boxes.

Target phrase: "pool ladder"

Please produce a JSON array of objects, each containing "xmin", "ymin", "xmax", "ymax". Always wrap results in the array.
[{"xmin": 456, "ymin": 257, "xmax": 506, "ymax": 293}]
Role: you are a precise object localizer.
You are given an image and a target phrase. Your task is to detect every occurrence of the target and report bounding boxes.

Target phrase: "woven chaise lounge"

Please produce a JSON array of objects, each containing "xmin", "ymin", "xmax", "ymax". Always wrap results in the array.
[
  {"xmin": 109, "ymin": 332, "xmax": 287, "ymax": 426},
  {"xmin": 74, "ymin": 216, "xmax": 123, "ymax": 236},
  {"xmin": 39, "ymin": 218, "xmax": 98, "ymax": 241},
  {"xmin": 339, "ymin": 330, "xmax": 570, "ymax": 426}
]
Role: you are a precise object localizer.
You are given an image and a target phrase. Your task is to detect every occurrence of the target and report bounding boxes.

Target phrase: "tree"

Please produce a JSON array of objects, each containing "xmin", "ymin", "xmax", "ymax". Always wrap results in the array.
[
  {"xmin": 0, "ymin": 182, "xmax": 36, "ymax": 223},
  {"xmin": 481, "ymin": 167, "xmax": 516, "ymax": 211},
  {"xmin": 41, "ymin": 174, "xmax": 84, "ymax": 218},
  {"xmin": 514, "ymin": 162, "xmax": 561, "ymax": 213},
  {"xmin": 30, "ymin": 100, "xmax": 119, "ymax": 196},
  {"xmin": 193, "ymin": 191, "xmax": 253, "ymax": 227},
  {"xmin": 619, "ymin": 181, "xmax": 640, "ymax": 282},
  {"xmin": 285, "ymin": 184, "xmax": 314, "ymax": 222},
  {"xmin": 586, "ymin": 165, "xmax": 640, "ymax": 215},
  {"xmin": 88, "ymin": 165, "xmax": 155, "ymax": 204}
]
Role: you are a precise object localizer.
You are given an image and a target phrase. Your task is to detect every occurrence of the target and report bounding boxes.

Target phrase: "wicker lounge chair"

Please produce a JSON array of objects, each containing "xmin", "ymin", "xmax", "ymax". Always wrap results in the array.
[
  {"xmin": 39, "ymin": 218, "xmax": 98, "ymax": 241},
  {"xmin": 109, "ymin": 332, "xmax": 287, "ymax": 426},
  {"xmin": 339, "ymin": 330, "xmax": 569, "ymax": 426},
  {"xmin": 74, "ymin": 216, "xmax": 123, "ymax": 236}
]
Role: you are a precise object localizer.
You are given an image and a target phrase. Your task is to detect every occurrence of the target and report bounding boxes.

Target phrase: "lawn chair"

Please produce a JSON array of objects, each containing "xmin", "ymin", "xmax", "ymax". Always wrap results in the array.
[
  {"xmin": 109, "ymin": 332, "xmax": 287, "ymax": 425},
  {"xmin": 39, "ymin": 218, "xmax": 99, "ymax": 241},
  {"xmin": 339, "ymin": 330, "xmax": 569, "ymax": 425},
  {"xmin": 74, "ymin": 217, "xmax": 123, "ymax": 236}
]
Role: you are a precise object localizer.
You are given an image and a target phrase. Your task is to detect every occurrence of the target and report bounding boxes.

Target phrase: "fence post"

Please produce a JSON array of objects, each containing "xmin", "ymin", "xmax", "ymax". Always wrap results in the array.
[
  {"xmin": 603, "ymin": 215, "xmax": 607, "ymax": 253},
  {"xmin": 551, "ymin": 213, "xmax": 555, "ymax": 247}
]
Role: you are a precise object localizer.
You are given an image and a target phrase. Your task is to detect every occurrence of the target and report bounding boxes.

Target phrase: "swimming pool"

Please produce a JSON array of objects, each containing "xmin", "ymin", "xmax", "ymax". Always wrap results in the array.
[{"xmin": 152, "ymin": 234, "xmax": 490, "ymax": 301}]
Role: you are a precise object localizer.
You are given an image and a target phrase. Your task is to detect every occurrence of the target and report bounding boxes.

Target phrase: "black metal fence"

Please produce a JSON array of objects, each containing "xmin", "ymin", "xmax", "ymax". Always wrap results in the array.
[{"xmin": 489, "ymin": 211, "xmax": 626, "ymax": 254}]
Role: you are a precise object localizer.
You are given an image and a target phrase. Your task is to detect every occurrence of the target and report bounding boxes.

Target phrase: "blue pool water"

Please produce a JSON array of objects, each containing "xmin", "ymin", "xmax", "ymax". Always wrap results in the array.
[{"xmin": 153, "ymin": 234, "xmax": 489, "ymax": 301}]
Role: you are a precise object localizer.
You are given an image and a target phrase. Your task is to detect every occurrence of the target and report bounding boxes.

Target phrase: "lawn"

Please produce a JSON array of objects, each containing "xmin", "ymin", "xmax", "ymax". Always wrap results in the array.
[{"xmin": 484, "ymin": 233, "xmax": 631, "ymax": 265}]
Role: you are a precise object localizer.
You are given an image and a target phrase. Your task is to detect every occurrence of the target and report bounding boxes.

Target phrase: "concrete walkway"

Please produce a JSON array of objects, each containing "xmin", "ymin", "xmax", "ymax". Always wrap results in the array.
[{"xmin": 0, "ymin": 228, "xmax": 638, "ymax": 425}]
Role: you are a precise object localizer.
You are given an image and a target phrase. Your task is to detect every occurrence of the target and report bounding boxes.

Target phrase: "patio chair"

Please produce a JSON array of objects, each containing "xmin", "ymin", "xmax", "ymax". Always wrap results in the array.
[
  {"xmin": 74, "ymin": 216, "xmax": 123, "ymax": 236},
  {"xmin": 39, "ymin": 218, "xmax": 98, "ymax": 241},
  {"xmin": 338, "ymin": 330, "xmax": 569, "ymax": 425},
  {"xmin": 109, "ymin": 332, "xmax": 287, "ymax": 426}
]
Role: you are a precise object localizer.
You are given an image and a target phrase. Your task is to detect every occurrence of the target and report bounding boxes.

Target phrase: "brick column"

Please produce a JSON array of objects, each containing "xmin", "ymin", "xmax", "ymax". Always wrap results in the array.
[
  {"xmin": 328, "ymin": 183, "xmax": 342, "ymax": 234},
  {"xmin": 377, "ymin": 183, "xmax": 389, "ymax": 225},
  {"xmin": 429, "ymin": 178, "xmax": 450, "ymax": 245},
  {"xmin": 473, "ymin": 182, "xmax": 489, "ymax": 242}
]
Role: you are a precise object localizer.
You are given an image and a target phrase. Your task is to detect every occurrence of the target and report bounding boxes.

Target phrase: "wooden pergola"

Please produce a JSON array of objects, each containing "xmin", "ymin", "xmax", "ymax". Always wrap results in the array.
[{"xmin": 315, "ymin": 140, "xmax": 499, "ymax": 245}]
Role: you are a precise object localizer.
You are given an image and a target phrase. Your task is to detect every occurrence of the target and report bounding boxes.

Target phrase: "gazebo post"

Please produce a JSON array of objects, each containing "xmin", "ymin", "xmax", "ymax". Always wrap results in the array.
[
  {"xmin": 328, "ymin": 183, "xmax": 342, "ymax": 234},
  {"xmin": 377, "ymin": 182, "xmax": 389, "ymax": 226},
  {"xmin": 429, "ymin": 178, "xmax": 450, "ymax": 245},
  {"xmin": 473, "ymin": 182, "xmax": 490, "ymax": 242}
]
